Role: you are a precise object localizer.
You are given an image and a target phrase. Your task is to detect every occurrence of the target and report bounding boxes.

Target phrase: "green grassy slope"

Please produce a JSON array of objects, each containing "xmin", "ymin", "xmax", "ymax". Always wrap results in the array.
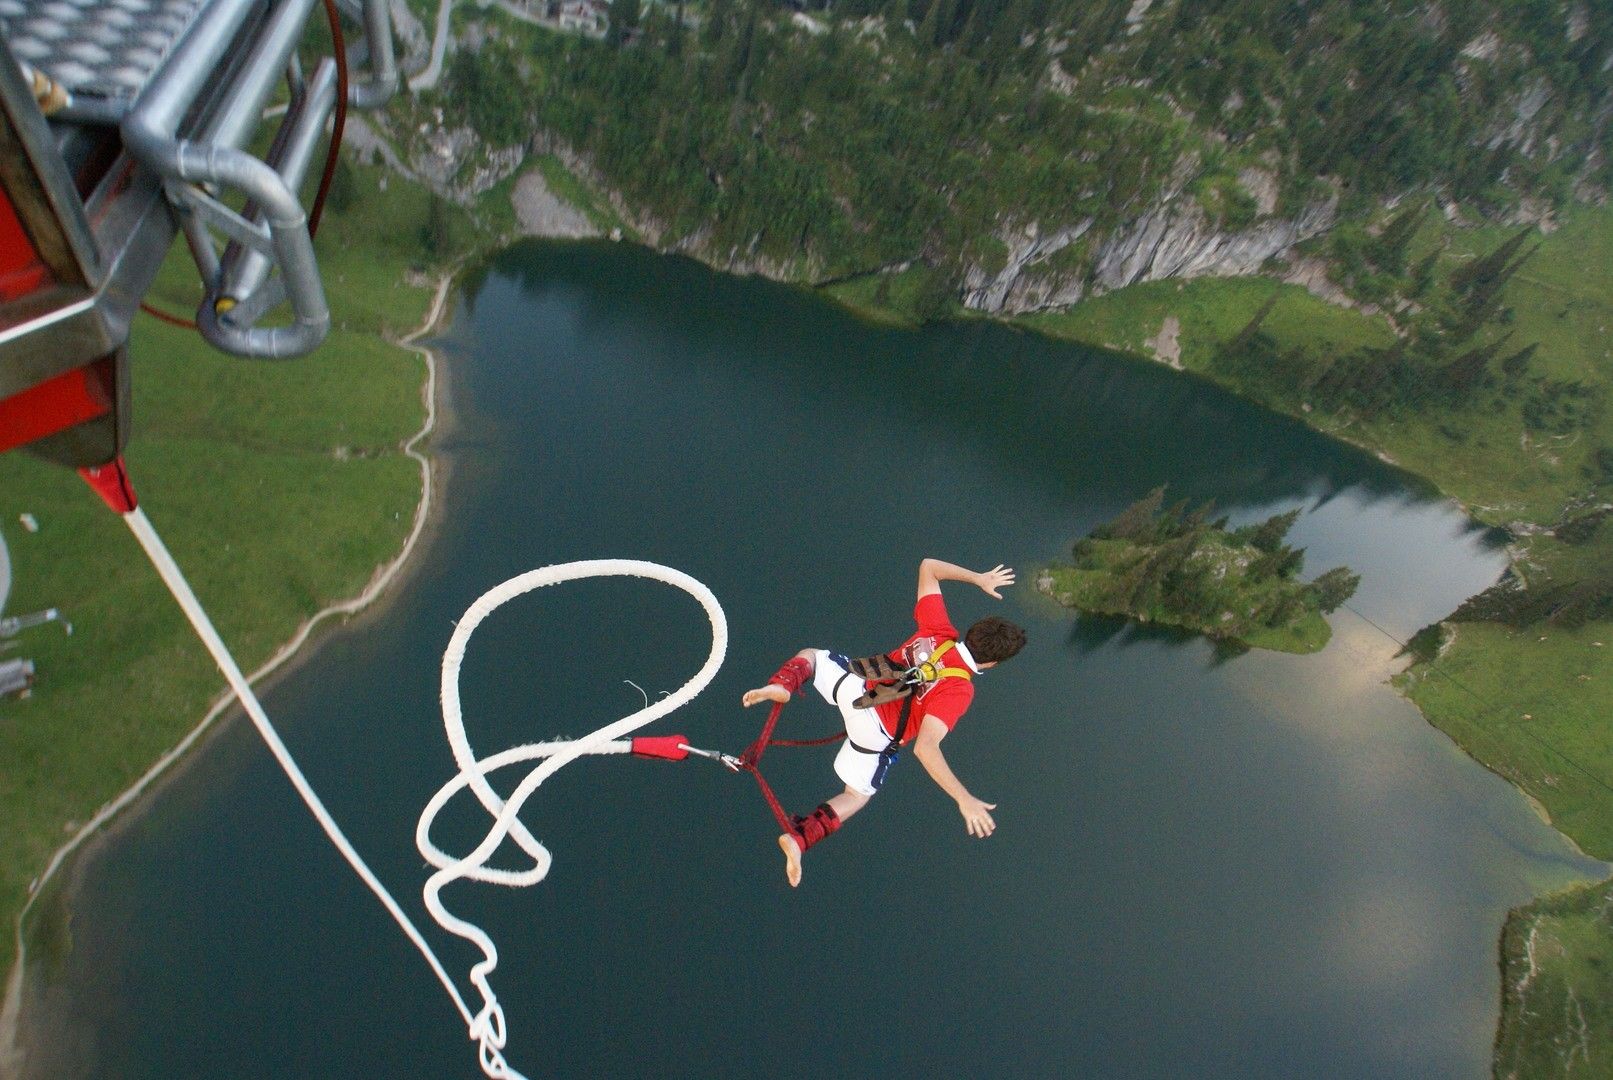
[
  {"xmin": 0, "ymin": 158, "xmax": 444, "ymax": 980},
  {"xmin": 1495, "ymin": 877, "xmax": 1613, "ymax": 1079}
]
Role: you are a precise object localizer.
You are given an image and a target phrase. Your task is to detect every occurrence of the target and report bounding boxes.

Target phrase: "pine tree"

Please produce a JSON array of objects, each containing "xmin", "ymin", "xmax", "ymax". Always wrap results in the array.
[
  {"xmin": 422, "ymin": 194, "xmax": 452, "ymax": 259},
  {"xmin": 702, "ymin": 0, "xmax": 730, "ymax": 47},
  {"xmin": 912, "ymin": 264, "xmax": 957, "ymax": 322},
  {"xmin": 1157, "ymin": 498, "xmax": 1194, "ymax": 541},
  {"xmin": 1409, "ymin": 249, "xmax": 1440, "ymax": 298},
  {"xmin": 668, "ymin": 2, "xmax": 686, "ymax": 57},
  {"xmin": 1096, "ymin": 485, "xmax": 1166, "ymax": 541},
  {"xmin": 1244, "ymin": 507, "xmax": 1301, "ymax": 553},
  {"xmin": 1266, "ymin": 591, "xmax": 1310, "ymax": 629},
  {"xmin": 1449, "ymin": 227, "xmax": 1534, "ymax": 299},
  {"xmin": 1183, "ymin": 500, "xmax": 1218, "ymax": 531},
  {"xmin": 1370, "ymin": 199, "xmax": 1426, "ymax": 275},
  {"xmin": 1310, "ymin": 567, "xmax": 1360, "ymax": 614},
  {"xmin": 1275, "ymin": 547, "xmax": 1306, "ymax": 579},
  {"xmin": 1120, "ymin": 531, "xmax": 1200, "ymax": 611},
  {"xmin": 1499, "ymin": 342, "xmax": 1538, "ymax": 382},
  {"xmin": 606, "ymin": 0, "xmax": 640, "ymax": 47},
  {"xmin": 930, "ymin": 0, "xmax": 959, "ymax": 45},
  {"xmin": 1225, "ymin": 293, "xmax": 1281, "ymax": 357},
  {"xmin": 917, "ymin": 0, "xmax": 942, "ymax": 45},
  {"xmin": 1439, "ymin": 333, "xmax": 1510, "ymax": 396}
]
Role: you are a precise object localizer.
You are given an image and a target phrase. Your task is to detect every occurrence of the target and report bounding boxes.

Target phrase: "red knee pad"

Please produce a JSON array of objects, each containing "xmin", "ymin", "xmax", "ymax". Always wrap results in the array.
[
  {"xmin": 790, "ymin": 803, "xmax": 841, "ymax": 852},
  {"xmin": 767, "ymin": 656, "xmax": 814, "ymax": 696}
]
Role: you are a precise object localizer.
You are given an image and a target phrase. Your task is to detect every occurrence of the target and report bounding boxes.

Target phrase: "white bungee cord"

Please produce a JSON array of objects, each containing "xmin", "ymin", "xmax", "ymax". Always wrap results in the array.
[
  {"xmin": 418, "ymin": 560, "xmax": 728, "ymax": 1077},
  {"xmin": 123, "ymin": 505, "xmax": 728, "ymax": 1080}
]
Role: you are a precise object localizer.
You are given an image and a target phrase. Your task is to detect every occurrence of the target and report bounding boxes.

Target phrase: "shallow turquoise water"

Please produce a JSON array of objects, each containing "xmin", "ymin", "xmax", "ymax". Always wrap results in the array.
[{"xmin": 29, "ymin": 242, "xmax": 1603, "ymax": 1079}]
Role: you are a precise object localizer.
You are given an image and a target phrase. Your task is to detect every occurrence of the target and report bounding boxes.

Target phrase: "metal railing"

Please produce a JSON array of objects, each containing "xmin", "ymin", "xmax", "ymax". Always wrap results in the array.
[{"xmin": 117, "ymin": 0, "xmax": 399, "ymax": 357}]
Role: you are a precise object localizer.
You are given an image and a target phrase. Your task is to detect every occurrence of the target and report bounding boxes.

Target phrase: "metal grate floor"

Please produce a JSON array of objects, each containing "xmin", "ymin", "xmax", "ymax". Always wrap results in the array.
[{"xmin": 1, "ymin": 0, "xmax": 210, "ymax": 108}]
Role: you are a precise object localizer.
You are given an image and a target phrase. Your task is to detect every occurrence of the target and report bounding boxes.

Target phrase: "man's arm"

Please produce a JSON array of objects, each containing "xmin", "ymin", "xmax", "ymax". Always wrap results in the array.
[
  {"xmin": 917, "ymin": 558, "xmax": 1016, "ymax": 601},
  {"xmin": 911, "ymin": 715, "xmax": 997, "ymax": 837}
]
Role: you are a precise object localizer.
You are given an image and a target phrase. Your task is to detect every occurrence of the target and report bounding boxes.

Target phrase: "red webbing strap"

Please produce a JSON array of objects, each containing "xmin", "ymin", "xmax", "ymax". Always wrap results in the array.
[
  {"xmin": 768, "ymin": 734, "xmax": 847, "ymax": 748},
  {"xmin": 748, "ymin": 764, "xmax": 794, "ymax": 835},
  {"xmin": 738, "ymin": 702, "xmax": 792, "ymax": 832},
  {"xmin": 737, "ymin": 700, "xmax": 848, "ymax": 834}
]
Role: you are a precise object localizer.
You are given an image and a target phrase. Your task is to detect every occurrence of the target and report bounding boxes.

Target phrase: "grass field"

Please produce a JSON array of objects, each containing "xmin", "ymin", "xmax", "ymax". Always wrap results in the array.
[
  {"xmin": 819, "ymin": 266, "xmax": 938, "ymax": 327},
  {"xmin": 1024, "ymin": 274, "xmax": 1397, "ymax": 369},
  {"xmin": 0, "ymin": 155, "xmax": 443, "ymax": 981},
  {"xmin": 1495, "ymin": 876, "xmax": 1613, "ymax": 1079},
  {"xmin": 1397, "ymin": 622, "xmax": 1613, "ymax": 859}
]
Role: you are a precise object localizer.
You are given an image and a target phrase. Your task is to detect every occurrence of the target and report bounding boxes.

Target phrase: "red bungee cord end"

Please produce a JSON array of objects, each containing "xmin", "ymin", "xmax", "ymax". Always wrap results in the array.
[
  {"xmin": 79, "ymin": 455, "xmax": 138, "ymax": 514},
  {"xmin": 630, "ymin": 735, "xmax": 691, "ymax": 761}
]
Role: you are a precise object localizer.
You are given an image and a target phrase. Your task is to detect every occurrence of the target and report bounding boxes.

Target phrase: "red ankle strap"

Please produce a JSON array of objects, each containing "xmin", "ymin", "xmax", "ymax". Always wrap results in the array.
[
  {"xmin": 767, "ymin": 656, "xmax": 813, "ymax": 696},
  {"xmin": 791, "ymin": 803, "xmax": 841, "ymax": 851}
]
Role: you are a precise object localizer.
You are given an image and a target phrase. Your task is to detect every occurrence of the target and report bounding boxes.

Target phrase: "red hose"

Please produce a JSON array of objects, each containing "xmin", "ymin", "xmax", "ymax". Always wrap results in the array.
[
  {"xmin": 307, "ymin": 0, "xmax": 349, "ymax": 238},
  {"xmin": 139, "ymin": 300, "xmax": 197, "ymax": 328}
]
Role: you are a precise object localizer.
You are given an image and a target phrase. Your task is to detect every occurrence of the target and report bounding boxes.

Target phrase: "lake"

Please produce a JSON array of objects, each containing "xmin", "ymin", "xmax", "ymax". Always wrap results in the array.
[{"xmin": 25, "ymin": 242, "xmax": 1604, "ymax": 1078}]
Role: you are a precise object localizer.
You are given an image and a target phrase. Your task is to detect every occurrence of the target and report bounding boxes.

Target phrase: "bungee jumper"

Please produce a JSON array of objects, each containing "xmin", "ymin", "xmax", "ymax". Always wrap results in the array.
[{"xmin": 740, "ymin": 558, "xmax": 1026, "ymax": 886}]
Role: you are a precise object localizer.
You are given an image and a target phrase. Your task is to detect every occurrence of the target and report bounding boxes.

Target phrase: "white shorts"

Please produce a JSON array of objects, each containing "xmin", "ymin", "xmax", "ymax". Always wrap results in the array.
[{"xmin": 811, "ymin": 649, "xmax": 900, "ymax": 797}]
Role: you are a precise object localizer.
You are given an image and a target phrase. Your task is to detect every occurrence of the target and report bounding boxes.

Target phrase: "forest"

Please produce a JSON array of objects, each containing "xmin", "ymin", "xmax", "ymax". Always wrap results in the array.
[{"xmin": 440, "ymin": 0, "xmax": 1612, "ymax": 282}]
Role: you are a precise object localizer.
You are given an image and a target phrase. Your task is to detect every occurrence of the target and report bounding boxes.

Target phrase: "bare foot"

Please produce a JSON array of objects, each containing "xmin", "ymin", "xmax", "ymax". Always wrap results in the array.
[
  {"xmin": 742, "ymin": 684, "xmax": 790, "ymax": 708},
  {"xmin": 777, "ymin": 833, "xmax": 802, "ymax": 887}
]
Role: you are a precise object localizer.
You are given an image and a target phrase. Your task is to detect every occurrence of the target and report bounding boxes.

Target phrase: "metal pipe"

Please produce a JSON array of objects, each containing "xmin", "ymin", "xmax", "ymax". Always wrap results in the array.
[
  {"xmin": 178, "ymin": 144, "xmax": 329, "ymax": 357},
  {"xmin": 197, "ymin": 0, "xmax": 321, "ymax": 152},
  {"xmin": 348, "ymin": 0, "xmax": 399, "ymax": 107},
  {"xmin": 122, "ymin": 0, "xmax": 331, "ymax": 358},
  {"xmin": 222, "ymin": 59, "xmax": 337, "ymax": 306},
  {"xmin": 180, "ymin": 209, "xmax": 223, "ymax": 285},
  {"xmin": 121, "ymin": 0, "xmax": 260, "ymax": 140}
]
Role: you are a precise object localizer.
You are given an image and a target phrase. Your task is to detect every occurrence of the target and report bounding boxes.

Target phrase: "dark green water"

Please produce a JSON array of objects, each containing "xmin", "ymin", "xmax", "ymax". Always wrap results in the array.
[{"xmin": 31, "ymin": 243, "xmax": 1604, "ymax": 1078}]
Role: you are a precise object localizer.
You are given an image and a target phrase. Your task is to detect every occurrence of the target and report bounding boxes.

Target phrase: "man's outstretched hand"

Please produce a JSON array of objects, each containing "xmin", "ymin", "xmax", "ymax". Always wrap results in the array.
[
  {"xmin": 958, "ymin": 795, "xmax": 998, "ymax": 837},
  {"xmin": 977, "ymin": 564, "xmax": 1016, "ymax": 599}
]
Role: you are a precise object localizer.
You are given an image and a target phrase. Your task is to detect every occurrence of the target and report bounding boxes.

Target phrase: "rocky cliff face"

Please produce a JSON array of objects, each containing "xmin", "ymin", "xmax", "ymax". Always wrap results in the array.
[
  {"xmin": 1092, "ymin": 191, "xmax": 1337, "ymax": 289},
  {"xmin": 961, "ymin": 220, "xmax": 1093, "ymax": 311},
  {"xmin": 509, "ymin": 131, "xmax": 1338, "ymax": 311},
  {"xmin": 962, "ymin": 187, "xmax": 1338, "ymax": 315}
]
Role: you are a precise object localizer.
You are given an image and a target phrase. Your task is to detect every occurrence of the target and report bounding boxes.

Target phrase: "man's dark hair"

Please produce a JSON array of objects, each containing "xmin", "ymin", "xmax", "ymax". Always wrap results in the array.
[{"xmin": 965, "ymin": 617, "xmax": 1026, "ymax": 664}]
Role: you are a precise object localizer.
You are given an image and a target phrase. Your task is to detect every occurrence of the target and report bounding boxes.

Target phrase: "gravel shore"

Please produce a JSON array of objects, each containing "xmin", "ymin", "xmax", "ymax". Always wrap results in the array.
[{"xmin": 511, "ymin": 170, "xmax": 599, "ymax": 239}]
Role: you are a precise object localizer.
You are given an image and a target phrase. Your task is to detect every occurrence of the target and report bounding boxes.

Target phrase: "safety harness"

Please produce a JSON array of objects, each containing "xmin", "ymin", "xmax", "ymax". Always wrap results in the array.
[{"xmin": 846, "ymin": 639, "xmax": 973, "ymax": 747}]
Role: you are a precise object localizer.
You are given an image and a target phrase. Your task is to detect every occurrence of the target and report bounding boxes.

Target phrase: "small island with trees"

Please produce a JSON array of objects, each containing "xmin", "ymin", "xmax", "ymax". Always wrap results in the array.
[{"xmin": 1039, "ymin": 487, "xmax": 1360, "ymax": 654}]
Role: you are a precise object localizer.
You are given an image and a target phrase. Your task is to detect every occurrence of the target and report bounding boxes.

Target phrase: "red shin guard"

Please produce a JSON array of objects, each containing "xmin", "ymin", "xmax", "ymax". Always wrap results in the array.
[
  {"xmin": 789, "ymin": 804, "xmax": 841, "ymax": 852},
  {"xmin": 767, "ymin": 656, "xmax": 814, "ymax": 696}
]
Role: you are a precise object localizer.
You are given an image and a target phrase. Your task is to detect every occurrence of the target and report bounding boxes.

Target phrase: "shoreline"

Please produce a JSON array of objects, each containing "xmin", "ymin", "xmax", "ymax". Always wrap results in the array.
[
  {"xmin": 0, "ymin": 272, "xmax": 456, "ymax": 1077},
  {"xmin": 2, "ymin": 215, "xmax": 1601, "ymax": 1070},
  {"xmin": 451, "ymin": 210, "xmax": 1600, "ymax": 864}
]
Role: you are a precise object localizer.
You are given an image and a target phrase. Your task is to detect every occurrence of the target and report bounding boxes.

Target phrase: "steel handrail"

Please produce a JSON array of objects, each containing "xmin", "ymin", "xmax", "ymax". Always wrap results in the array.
[{"xmin": 122, "ymin": 0, "xmax": 329, "ymax": 357}]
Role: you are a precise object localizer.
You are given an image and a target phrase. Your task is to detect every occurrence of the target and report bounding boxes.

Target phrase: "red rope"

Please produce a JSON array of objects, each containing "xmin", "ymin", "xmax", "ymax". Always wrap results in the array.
[
  {"xmin": 736, "ymin": 700, "xmax": 845, "ymax": 835},
  {"xmin": 307, "ymin": 0, "xmax": 348, "ymax": 238},
  {"xmin": 139, "ymin": 301, "xmax": 198, "ymax": 328},
  {"xmin": 769, "ymin": 734, "xmax": 847, "ymax": 748}
]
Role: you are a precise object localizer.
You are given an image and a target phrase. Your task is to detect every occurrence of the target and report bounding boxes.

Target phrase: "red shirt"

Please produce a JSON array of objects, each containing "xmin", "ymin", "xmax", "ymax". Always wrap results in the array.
[{"xmin": 873, "ymin": 593, "xmax": 975, "ymax": 743}]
